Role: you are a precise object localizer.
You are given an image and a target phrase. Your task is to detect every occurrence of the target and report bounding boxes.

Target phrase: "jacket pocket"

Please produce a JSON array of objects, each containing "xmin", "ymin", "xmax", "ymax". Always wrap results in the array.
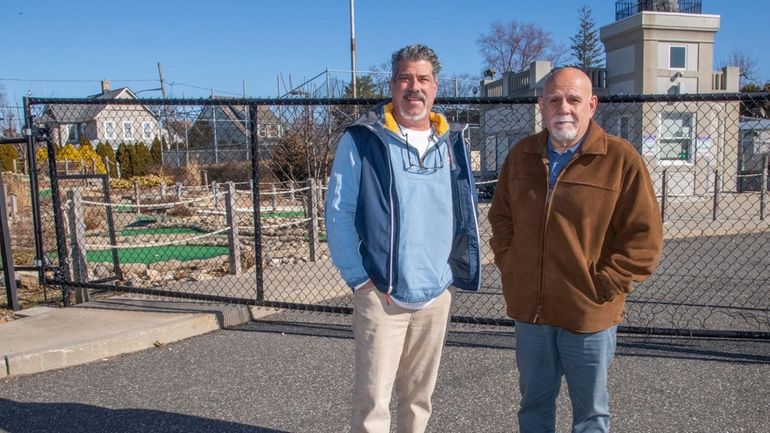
[{"xmin": 590, "ymin": 262, "xmax": 620, "ymax": 303}]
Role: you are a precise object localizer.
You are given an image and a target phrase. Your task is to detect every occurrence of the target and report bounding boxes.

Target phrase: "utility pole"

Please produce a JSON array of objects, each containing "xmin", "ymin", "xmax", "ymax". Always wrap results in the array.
[
  {"xmin": 350, "ymin": 0, "xmax": 357, "ymax": 98},
  {"xmin": 157, "ymin": 63, "xmax": 167, "ymax": 98}
]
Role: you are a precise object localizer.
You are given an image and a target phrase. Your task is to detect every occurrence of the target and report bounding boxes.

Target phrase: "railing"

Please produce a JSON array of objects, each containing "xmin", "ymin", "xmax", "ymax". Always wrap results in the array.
[{"xmin": 615, "ymin": 0, "xmax": 703, "ymax": 21}]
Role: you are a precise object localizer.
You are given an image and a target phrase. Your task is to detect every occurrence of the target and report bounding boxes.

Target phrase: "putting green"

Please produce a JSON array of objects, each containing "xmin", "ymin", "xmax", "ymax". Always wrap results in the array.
[{"xmin": 87, "ymin": 245, "xmax": 229, "ymax": 265}]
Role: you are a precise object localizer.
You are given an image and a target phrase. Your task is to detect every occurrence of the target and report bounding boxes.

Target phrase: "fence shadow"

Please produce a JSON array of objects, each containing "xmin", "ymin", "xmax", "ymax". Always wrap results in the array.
[
  {"xmin": 0, "ymin": 398, "xmax": 289, "ymax": 433},
  {"xmin": 232, "ymin": 317, "xmax": 770, "ymax": 365}
]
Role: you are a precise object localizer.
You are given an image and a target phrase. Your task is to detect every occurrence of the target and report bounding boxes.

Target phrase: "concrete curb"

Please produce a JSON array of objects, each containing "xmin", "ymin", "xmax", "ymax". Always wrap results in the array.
[
  {"xmin": 3, "ymin": 312, "xmax": 220, "ymax": 377},
  {"xmin": 1, "ymin": 300, "xmax": 287, "ymax": 378}
]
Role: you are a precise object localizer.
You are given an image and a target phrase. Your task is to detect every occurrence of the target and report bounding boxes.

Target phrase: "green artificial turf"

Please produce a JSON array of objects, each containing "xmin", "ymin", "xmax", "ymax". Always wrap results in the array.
[{"xmin": 87, "ymin": 245, "xmax": 229, "ymax": 265}]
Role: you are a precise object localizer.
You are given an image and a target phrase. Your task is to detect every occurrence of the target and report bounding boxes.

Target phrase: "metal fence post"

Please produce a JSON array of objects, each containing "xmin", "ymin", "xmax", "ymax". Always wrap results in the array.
[
  {"xmin": 101, "ymin": 174, "xmax": 122, "ymax": 280},
  {"xmin": 271, "ymin": 184, "xmax": 277, "ymax": 211},
  {"xmin": 712, "ymin": 169, "xmax": 720, "ymax": 222},
  {"xmin": 306, "ymin": 178, "xmax": 319, "ymax": 262},
  {"xmin": 248, "ymin": 102, "xmax": 264, "ymax": 302},
  {"xmin": 203, "ymin": 170, "xmax": 208, "ymax": 187},
  {"xmin": 660, "ymin": 169, "xmax": 668, "ymax": 222},
  {"xmin": 213, "ymin": 181, "xmax": 219, "ymax": 209},
  {"xmin": 9, "ymin": 194, "xmax": 17, "ymax": 223},
  {"xmin": 67, "ymin": 189, "xmax": 89, "ymax": 303},
  {"xmin": 133, "ymin": 181, "xmax": 141, "ymax": 215},
  {"xmin": 0, "ymin": 173, "xmax": 20, "ymax": 311},
  {"xmin": 760, "ymin": 154, "xmax": 767, "ymax": 220},
  {"xmin": 225, "ymin": 181, "xmax": 241, "ymax": 275}
]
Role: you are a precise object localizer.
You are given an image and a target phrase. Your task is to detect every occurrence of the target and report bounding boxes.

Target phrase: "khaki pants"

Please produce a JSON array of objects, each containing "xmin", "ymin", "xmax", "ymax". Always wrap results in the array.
[{"xmin": 351, "ymin": 288, "xmax": 454, "ymax": 433}]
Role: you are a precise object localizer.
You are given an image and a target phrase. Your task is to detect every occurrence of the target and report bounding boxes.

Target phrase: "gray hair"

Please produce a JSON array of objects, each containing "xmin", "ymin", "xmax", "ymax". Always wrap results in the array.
[{"xmin": 390, "ymin": 44, "xmax": 442, "ymax": 80}]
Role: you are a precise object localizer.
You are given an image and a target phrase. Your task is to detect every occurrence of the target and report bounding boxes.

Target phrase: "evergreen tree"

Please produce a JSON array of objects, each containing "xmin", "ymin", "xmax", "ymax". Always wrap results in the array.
[
  {"xmin": 116, "ymin": 143, "xmax": 132, "ymax": 178},
  {"xmin": 570, "ymin": 5, "xmax": 604, "ymax": 69},
  {"xmin": 96, "ymin": 142, "xmax": 118, "ymax": 177},
  {"xmin": 150, "ymin": 136, "xmax": 163, "ymax": 165},
  {"xmin": 134, "ymin": 142, "xmax": 153, "ymax": 176},
  {"xmin": 343, "ymin": 75, "xmax": 383, "ymax": 99}
]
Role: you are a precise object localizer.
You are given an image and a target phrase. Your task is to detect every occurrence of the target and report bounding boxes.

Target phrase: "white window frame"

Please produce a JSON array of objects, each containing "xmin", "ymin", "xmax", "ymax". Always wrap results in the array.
[
  {"xmin": 122, "ymin": 121, "xmax": 133, "ymax": 140},
  {"xmin": 104, "ymin": 121, "xmax": 116, "ymax": 140},
  {"xmin": 669, "ymin": 45, "xmax": 687, "ymax": 70},
  {"xmin": 658, "ymin": 111, "xmax": 695, "ymax": 163},
  {"xmin": 65, "ymin": 124, "xmax": 79, "ymax": 143},
  {"xmin": 142, "ymin": 121, "xmax": 153, "ymax": 140}
]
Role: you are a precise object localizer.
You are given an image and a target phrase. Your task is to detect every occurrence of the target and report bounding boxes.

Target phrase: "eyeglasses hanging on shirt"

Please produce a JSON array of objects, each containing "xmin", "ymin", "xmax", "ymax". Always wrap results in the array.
[{"xmin": 396, "ymin": 124, "xmax": 445, "ymax": 173}]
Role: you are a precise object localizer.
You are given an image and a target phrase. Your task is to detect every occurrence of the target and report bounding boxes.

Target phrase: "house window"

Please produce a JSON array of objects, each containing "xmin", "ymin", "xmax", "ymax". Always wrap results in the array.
[
  {"xmin": 669, "ymin": 46, "xmax": 686, "ymax": 70},
  {"xmin": 104, "ymin": 121, "xmax": 116, "ymax": 140},
  {"xmin": 66, "ymin": 124, "xmax": 79, "ymax": 143},
  {"xmin": 123, "ymin": 121, "xmax": 133, "ymax": 140},
  {"xmin": 660, "ymin": 112, "xmax": 693, "ymax": 161},
  {"xmin": 142, "ymin": 122, "xmax": 153, "ymax": 140}
]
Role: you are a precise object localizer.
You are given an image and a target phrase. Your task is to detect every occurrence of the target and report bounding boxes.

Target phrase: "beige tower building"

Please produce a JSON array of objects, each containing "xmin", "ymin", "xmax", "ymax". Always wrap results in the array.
[{"xmin": 479, "ymin": 0, "xmax": 742, "ymax": 196}]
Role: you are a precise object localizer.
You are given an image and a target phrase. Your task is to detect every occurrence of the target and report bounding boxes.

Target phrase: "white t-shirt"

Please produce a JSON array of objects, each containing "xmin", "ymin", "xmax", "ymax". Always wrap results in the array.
[{"xmin": 400, "ymin": 126, "xmax": 435, "ymax": 158}]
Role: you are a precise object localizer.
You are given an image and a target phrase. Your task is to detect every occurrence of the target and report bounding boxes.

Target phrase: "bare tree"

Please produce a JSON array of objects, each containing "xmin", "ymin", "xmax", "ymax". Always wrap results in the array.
[
  {"xmin": 719, "ymin": 48, "xmax": 760, "ymax": 85},
  {"xmin": 477, "ymin": 20, "xmax": 566, "ymax": 74},
  {"xmin": 438, "ymin": 73, "xmax": 481, "ymax": 98},
  {"xmin": 0, "ymin": 83, "xmax": 18, "ymax": 138}
]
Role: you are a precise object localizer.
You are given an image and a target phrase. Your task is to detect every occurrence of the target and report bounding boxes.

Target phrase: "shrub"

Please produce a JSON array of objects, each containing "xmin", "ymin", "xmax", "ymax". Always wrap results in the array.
[{"xmin": 0, "ymin": 143, "xmax": 19, "ymax": 172}]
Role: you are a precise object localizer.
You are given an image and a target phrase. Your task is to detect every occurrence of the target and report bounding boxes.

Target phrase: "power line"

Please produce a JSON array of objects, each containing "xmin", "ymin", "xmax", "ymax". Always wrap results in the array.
[{"xmin": 0, "ymin": 78, "xmax": 157, "ymax": 83}]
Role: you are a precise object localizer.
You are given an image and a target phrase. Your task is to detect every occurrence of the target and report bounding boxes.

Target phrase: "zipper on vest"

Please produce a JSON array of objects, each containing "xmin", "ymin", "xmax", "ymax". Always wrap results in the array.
[{"xmin": 386, "ymin": 134, "xmax": 395, "ymax": 293}]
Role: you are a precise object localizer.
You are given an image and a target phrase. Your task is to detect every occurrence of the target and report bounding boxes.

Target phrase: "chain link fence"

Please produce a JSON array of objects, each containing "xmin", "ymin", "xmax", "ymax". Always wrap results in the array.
[{"xmin": 16, "ymin": 92, "xmax": 770, "ymax": 337}]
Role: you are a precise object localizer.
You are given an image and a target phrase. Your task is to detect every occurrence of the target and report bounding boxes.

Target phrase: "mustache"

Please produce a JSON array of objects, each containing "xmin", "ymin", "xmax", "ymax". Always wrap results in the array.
[
  {"xmin": 553, "ymin": 115, "xmax": 575, "ymax": 123},
  {"xmin": 403, "ymin": 90, "xmax": 426, "ymax": 101}
]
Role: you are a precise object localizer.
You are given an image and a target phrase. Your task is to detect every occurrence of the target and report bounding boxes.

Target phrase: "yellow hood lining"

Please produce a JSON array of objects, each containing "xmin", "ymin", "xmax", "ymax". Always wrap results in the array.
[{"xmin": 383, "ymin": 102, "xmax": 449, "ymax": 136}]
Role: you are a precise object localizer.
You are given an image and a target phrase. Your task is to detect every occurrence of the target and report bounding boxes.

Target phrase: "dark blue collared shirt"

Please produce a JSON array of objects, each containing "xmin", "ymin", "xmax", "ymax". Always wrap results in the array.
[{"xmin": 546, "ymin": 137, "xmax": 583, "ymax": 190}]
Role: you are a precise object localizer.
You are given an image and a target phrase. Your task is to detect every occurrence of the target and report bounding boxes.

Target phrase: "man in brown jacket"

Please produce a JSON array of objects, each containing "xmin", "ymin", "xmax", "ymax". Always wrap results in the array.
[{"xmin": 488, "ymin": 67, "xmax": 663, "ymax": 433}]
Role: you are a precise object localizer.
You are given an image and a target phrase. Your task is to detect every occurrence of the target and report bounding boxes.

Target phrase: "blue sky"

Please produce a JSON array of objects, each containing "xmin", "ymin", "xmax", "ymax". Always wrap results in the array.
[{"xmin": 1, "ymin": 0, "xmax": 768, "ymax": 111}]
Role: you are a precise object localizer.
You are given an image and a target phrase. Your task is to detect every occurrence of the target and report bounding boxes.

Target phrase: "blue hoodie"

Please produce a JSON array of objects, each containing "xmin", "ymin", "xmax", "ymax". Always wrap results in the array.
[{"xmin": 325, "ymin": 102, "xmax": 480, "ymax": 304}]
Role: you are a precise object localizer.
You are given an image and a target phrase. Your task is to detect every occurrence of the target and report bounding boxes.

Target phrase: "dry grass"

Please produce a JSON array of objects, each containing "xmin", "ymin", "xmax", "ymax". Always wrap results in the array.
[{"xmin": 0, "ymin": 283, "xmax": 61, "ymax": 323}]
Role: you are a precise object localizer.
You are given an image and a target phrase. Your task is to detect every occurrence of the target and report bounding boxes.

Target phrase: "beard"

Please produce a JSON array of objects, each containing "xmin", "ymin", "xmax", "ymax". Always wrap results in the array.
[
  {"xmin": 548, "ymin": 116, "xmax": 578, "ymax": 144},
  {"xmin": 398, "ymin": 90, "xmax": 429, "ymax": 122},
  {"xmin": 398, "ymin": 106, "xmax": 428, "ymax": 122}
]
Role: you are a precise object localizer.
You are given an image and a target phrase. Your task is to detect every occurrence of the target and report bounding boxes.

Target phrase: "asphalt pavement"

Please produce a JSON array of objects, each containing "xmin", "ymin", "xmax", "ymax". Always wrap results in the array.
[{"xmin": 1, "ymin": 305, "xmax": 769, "ymax": 433}]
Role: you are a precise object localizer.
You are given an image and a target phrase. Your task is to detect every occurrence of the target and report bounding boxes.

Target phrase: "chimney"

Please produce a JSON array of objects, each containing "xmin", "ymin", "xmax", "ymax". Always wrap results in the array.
[{"xmin": 101, "ymin": 80, "xmax": 110, "ymax": 94}]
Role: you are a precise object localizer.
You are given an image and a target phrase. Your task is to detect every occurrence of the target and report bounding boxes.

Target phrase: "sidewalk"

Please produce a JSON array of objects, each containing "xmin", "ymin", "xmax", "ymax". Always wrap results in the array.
[{"xmin": 0, "ymin": 297, "xmax": 276, "ymax": 378}]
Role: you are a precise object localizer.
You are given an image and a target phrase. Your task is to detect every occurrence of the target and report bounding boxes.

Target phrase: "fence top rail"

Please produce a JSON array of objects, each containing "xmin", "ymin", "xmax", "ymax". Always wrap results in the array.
[{"xmin": 26, "ymin": 92, "xmax": 770, "ymax": 107}]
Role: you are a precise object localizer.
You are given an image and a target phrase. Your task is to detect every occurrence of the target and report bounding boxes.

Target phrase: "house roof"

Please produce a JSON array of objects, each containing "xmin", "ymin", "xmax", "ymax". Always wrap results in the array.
[
  {"xmin": 40, "ymin": 87, "xmax": 154, "ymax": 125},
  {"xmin": 41, "ymin": 104, "xmax": 105, "ymax": 124},
  {"xmin": 88, "ymin": 87, "xmax": 137, "ymax": 100}
]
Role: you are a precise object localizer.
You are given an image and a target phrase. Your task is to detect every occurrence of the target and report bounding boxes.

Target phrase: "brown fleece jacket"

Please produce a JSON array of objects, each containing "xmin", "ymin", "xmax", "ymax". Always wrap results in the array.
[{"xmin": 488, "ymin": 120, "xmax": 663, "ymax": 333}]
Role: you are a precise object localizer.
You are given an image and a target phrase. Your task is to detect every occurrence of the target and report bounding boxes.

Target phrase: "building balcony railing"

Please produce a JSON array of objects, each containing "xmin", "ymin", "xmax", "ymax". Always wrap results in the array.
[{"xmin": 615, "ymin": 0, "xmax": 702, "ymax": 21}]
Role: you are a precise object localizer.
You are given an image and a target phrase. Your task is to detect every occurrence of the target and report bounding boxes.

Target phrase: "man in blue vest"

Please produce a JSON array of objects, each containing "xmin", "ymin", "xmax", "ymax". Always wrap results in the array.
[{"xmin": 325, "ymin": 44, "xmax": 481, "ymax": 433}]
